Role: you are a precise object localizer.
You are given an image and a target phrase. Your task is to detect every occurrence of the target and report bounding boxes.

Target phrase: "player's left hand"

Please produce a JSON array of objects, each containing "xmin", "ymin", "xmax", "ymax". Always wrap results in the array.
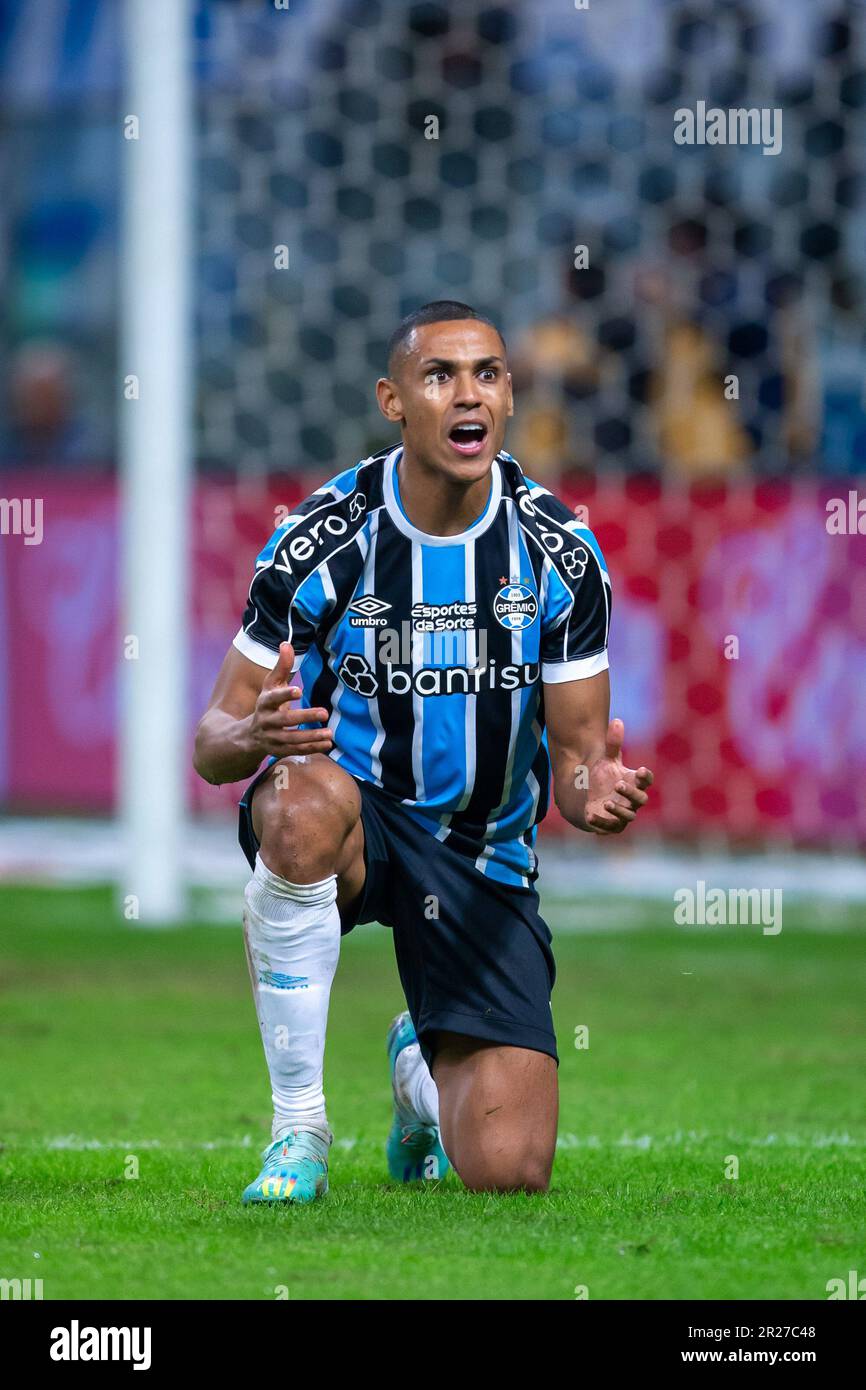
[{"xmin": 584, "ymin": 718, "xmax": 654, "ymax": 835}]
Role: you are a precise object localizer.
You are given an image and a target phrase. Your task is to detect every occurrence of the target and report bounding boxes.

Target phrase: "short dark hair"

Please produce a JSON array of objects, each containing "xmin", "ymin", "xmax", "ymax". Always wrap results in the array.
[{"xmin": 386, "ymin": 300, "xmax": 505, "ymax": 375}]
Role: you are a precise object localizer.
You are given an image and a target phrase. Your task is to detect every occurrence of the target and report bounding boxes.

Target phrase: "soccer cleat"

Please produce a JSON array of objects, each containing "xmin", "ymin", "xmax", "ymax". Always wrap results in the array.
[
  {"xmin": 386, "ymin": 1011, "xmax": 450, "ymax": 1183},
  {"xmin": 241, "ymin": 1125, "xmax": 331, "ymax": 1206}
]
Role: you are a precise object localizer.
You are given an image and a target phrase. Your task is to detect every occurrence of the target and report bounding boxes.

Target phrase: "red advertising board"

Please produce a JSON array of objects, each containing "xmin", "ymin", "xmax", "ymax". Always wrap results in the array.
[{"xmin": 1, "ymin": 471, "xmax": 864, "ymax": 845}]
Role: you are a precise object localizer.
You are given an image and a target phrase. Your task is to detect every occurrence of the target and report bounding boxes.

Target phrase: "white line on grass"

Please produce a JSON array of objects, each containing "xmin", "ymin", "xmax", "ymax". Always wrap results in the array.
[
  {"xmin": 27, "ymin": 1132, "xmax": 866, "ymax": 1153},
  {"xmin": 4, "ymin": 820, "xmax": 866, "ymax": 908}
]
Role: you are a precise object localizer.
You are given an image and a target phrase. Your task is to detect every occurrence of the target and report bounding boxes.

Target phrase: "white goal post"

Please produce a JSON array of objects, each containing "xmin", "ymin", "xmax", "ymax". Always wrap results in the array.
[{"xmin": 119, "ymin": 0, "xmax": 192, "ymax": 923}]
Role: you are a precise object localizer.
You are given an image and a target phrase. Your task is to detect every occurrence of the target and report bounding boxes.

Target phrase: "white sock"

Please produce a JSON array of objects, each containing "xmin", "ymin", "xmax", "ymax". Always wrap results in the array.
[
  {"xmin": 394, "ymin": 1041, "xmax": 440, "ymax": 1128},
  {"xmin": 243, "ymin": 854, "xmax": 340, "ymax": 1142}
]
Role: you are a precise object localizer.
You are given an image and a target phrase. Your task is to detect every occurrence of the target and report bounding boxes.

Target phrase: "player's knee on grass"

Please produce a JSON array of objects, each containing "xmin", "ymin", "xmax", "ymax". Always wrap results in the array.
[
  {"xmin": 443, "ymin": 1108, "xmax": 555, "ymax": 1193},
  {"xmin": 452, "ymin": 1142, "xmax": 553, "ymax": 1195},
  {"xmin": 254, "ymin": 753, "xmax": 362, "ymax": 883},
  {"xmin": 433, "ymin": 1035, "xmax": 558, "ymax": 1194}
]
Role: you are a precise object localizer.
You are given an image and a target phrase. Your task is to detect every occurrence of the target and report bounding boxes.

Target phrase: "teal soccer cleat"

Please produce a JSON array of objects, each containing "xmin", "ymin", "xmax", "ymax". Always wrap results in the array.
[
  {"xmin": 386, "ymin": 1011, "xmax": 450, "ymax": 1183},
  {"xmin": 241, "ymin": 1125, "xmax": 331, "ymax": 1206}
]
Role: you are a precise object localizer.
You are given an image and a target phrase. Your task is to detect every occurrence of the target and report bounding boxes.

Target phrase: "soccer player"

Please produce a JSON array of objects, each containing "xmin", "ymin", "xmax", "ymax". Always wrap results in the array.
[{"xmin": 193, "ymin": 301, "xmax": 653, "ymax": 1202}]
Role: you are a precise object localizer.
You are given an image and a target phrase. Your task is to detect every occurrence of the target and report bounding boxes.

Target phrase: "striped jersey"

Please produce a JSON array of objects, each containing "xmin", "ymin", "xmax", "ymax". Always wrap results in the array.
[{"xmin": 234, "ymin": 444, "xmax": 611, "ymax": 888}]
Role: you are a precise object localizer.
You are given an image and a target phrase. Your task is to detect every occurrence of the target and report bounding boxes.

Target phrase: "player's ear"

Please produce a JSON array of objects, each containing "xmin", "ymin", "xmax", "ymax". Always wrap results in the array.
[
  {"xmin": 506, "ymin": 371, "xmax": 514, "ymax": 417},
  {"xmin": 376, "ymin": 375, "xmax": 404, "ymax": 423}
]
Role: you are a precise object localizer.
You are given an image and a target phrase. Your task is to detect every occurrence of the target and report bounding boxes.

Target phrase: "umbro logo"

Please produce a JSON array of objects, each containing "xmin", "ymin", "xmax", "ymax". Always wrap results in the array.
[
  {"xmin": 350, "ymin": 594, "xmax": 390, "ymax": 616},
  {"xmin": 348, "ymin": 594, "xmax": 392, "ymax": 627}
]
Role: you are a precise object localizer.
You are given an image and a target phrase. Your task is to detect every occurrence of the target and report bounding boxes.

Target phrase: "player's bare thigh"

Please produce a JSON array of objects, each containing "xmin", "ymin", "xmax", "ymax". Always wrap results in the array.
[
  {"xmin": 432, "ymin": 1033, "xmax": 559, "ymax": 1194},
  {"xmin": 250, "ymin": 752, "xmax": 366, "ymax": 921}
]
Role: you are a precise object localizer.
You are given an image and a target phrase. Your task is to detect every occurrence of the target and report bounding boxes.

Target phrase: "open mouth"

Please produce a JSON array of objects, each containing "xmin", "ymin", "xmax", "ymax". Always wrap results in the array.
[{"xmin": 448, "ymin": 422, "xmax": 489, "ymax": 456}]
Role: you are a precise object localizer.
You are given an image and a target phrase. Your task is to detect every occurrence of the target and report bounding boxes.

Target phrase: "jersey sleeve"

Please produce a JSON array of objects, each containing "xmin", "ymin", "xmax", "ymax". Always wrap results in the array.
[
  {"xmin": 232, "ymin": 456, "xmax": 376, "ymax": 671},
  {"xmin": 233, "ymin": 513, "xmax": 333, "ymax": 672},
  {"xmin": 537, "ymin": 507, "xmax": 611, "ymax": 684}
]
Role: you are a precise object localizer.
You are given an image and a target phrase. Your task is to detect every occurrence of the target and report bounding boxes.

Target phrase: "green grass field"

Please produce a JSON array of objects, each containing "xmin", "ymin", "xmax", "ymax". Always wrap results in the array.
[{"xmin": 1, "ymin": 884, "xmax": 864, "ymax": 1301}]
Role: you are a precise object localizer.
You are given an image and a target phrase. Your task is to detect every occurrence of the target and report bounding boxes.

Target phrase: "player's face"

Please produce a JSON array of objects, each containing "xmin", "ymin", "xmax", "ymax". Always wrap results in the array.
[{"xmin": 378, "ymin": 321, "xmax": 513, "ymax": 481}]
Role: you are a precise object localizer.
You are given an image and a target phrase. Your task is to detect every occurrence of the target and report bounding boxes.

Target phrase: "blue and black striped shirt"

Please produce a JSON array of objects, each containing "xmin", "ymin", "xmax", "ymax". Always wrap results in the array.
[{"xmin": 234, "ymin": 445, "xmax": 611, "ymax": 888}]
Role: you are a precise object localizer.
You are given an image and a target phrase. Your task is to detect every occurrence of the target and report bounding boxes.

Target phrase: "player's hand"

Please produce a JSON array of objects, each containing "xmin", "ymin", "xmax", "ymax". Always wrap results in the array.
[
  {"xmin": 247, "ymin": 642, "xmax": 334, "ymax": 759},
  {"xmin": 584, "ymin": 718, "xmax": 653, "ymax": 835}
]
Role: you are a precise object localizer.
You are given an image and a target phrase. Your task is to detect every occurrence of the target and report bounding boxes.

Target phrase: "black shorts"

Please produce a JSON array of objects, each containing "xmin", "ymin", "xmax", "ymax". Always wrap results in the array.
[{"xmin": 238, "ymin": 767, "xmax": 558, "ymax": 1067}]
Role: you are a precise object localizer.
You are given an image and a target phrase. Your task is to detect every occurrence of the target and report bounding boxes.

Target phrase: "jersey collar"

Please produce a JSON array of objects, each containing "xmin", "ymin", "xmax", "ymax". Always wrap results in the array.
[{"xmin": 383, "ymin": 445, "xmax": 503, "ymax": 546}]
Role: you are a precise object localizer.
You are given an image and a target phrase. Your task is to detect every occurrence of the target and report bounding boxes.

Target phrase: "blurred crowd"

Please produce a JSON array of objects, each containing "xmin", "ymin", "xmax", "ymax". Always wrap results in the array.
[{"xmin": 1, "ymin": 0, "xmax": 865, "ymax": 481}]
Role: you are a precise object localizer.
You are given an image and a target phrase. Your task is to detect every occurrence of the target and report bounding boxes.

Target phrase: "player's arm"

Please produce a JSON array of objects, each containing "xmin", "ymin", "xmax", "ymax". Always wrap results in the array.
[
  {"xmin": 193, "ymin": 640, "xmax": 333, "ymax": 786},
  {"xmin": 545, "ymin": 670, "xmax": 653, "ymax": 835},
  {"xmin": 195, "ymin": 501, "xmax": 339, "ymax": 786},
  {"xmin": 534, "ymin": 500, "xmax": 652, "ymax": 834}
]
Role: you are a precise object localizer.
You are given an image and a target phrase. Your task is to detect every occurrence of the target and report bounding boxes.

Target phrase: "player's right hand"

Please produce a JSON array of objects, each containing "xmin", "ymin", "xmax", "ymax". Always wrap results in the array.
[{"xmin": 247, "ymin": 642, "xmax": 335, "ymax": 759}]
